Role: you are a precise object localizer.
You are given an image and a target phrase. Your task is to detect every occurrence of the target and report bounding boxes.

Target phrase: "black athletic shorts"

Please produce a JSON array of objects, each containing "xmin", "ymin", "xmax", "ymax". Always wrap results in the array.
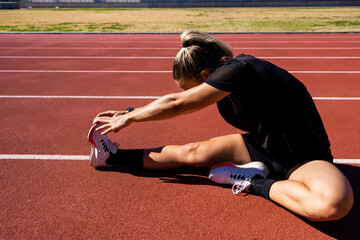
[{"xmin": 242, "ymin": 133, "xmax": 333, "ymax": 179}]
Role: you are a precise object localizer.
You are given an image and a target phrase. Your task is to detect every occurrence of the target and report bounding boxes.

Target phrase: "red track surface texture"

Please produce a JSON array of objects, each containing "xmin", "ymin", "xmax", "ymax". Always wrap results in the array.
[{"xmin": 0, "ymin": 33, "xmax": 359, "ymax": 239}]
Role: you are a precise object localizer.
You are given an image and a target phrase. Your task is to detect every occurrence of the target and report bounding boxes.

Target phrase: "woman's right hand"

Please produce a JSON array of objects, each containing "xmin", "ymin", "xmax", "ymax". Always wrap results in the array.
[
  {"xmin": 93, "ymin": 113, "xmax": 133, "ymax": 135},
  {"xmin": 93, "ymin": 110, "xmax": 129, "ymax": 122}
]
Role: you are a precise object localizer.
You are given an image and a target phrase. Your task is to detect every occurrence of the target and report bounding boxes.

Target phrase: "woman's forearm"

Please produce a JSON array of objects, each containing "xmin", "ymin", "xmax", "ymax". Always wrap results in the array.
[
  {"xmin": 94, "ymin": 93, "xmax": 194, "ymax": 135},
  {"xmin": 126, "ymin": 93, "xmax": 189, "ymax": 123}
]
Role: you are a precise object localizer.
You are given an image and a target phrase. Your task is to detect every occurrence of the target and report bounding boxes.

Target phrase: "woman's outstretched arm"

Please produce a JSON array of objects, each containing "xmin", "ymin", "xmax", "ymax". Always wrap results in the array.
[{"xmin": 94, "ymin": 83, "xmax": 230, "ymax": 135}]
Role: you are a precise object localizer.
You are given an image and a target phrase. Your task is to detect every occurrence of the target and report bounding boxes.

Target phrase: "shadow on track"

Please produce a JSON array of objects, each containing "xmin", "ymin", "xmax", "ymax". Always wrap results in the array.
[
  {"xmin": 96, "ymin": 165, "xmax": 215, "ymax": 186},
  {"xmin": 97, "ymin": 163, "xmax": 359, "ymax": 239},
  {"xmin": 303, "ymin": 164, "xmax": 360, "ymax": 240}
]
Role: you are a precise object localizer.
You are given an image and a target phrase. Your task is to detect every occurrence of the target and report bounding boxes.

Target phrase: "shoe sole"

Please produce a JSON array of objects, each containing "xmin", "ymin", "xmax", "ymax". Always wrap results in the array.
[
  {"xmin": 87, "ymin": 123, "xmax": 97, "ymax": 148},
  {"xmin": 87, "ymin": 123, "xmax": 98, "ymax": 167},
  {"xmin": 89, "ymin": 145, "xmax": 97, "ymax": 167}
]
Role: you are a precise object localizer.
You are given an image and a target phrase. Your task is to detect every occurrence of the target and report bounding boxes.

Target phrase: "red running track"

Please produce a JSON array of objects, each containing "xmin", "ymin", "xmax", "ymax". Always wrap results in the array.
[{"xmin": 0, "ymin": 33, "xmax": 359, "ymax": 239}]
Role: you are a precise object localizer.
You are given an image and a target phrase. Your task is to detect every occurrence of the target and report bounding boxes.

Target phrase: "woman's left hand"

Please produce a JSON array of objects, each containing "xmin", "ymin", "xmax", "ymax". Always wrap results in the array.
[
  {"xmin": 94, "ymin": 110, "xmax": 129, "ymax": 120},
  {"xmin": 93, "ymin": 114, "xmax": 132, "ymax": 135}
]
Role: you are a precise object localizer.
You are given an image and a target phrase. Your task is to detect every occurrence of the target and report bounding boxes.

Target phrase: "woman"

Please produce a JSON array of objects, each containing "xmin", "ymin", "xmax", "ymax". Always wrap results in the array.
[{"xmin": 89, "ymin": 30, "xmax": 353, "ymax": 221}]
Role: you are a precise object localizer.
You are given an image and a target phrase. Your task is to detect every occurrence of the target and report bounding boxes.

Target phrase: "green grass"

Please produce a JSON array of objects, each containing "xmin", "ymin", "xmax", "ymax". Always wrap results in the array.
[
  {"xmin": 0, "ymin": 7, "xmax": 359, "ymax": 32},
  {"xmin": 0, "ymin": 22, "xmax": 133, "ymax": 32}
]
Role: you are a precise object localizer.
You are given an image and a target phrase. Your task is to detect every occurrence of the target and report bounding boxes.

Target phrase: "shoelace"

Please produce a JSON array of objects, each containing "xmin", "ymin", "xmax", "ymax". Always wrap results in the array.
[
  {"xmin": 100, "ymin": 138, "xmax": 119, "ymax": 153},
  {"xmin": 232, "ymin": 178, "xmax": 252, "ymax": 195},
  {"xmin": 230, "ymin": 173, "xmax": 247, "ymax": 181}
]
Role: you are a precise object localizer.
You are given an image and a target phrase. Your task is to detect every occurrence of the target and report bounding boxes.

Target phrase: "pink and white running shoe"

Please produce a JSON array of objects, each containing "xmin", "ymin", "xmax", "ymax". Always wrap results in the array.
[
  {"xmin": 87, "ymin": 123, "xmax": 119, "ymax": 168},
  {"xmin": 208, "ymin": 161, "xmax": 269, "ymax": 185},
  {"xmin": 232, "ymin": 179, "xmax": 252, "ymax": 195}
]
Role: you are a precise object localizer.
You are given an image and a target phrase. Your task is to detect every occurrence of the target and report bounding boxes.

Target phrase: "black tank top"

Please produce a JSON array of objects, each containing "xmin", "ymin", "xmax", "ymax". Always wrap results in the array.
[{"xmin": 205, "ymin": 54, "xmax": 332, "ymax": 163}]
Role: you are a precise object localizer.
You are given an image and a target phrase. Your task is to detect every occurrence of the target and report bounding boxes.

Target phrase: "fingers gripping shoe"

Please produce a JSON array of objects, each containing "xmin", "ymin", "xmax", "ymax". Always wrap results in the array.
[
  {"xmin": 208, "ymin": 161, "xmax": 270, "ymax": 185},
  {"xmin": 87, "ymin": 123, "xmax": 119, "ymax": 167}
]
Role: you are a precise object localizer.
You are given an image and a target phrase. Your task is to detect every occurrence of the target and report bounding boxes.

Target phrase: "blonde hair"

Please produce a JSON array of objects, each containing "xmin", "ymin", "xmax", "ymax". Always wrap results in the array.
[{"xmin": 173, "ymin": 30, "xmax": 233, "ymax": 81}]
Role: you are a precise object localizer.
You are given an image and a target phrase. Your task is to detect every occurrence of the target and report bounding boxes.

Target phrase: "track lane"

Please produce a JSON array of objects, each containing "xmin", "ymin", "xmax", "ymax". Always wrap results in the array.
[
  {"xmin": 2, "ymin": 48, "xmax": 360, "ymax": 58},
  {"xmin": 1, "ymin": 33, "xmax": 360, "ymax": 49},
  {"xmin": 0, "ymin": 98, "xmax": 239, "ymax": 155},
  {"xmin": 1, "ymin": 41, "xmax": 359, "ymax": 48},
  {"xmin": 1, "ymin": 58, "xmax": 360, "ymax": 71},
  {"xmin": 1, "ymin": 72, "xmax": 360, "ymax": 97},
  {"xmin": 0, "ymin": 73, "xmax": 177, "ymax": 96},
  {"xmin": 1, "ymin": 33, "xmax": 359, "ymax": 40}
]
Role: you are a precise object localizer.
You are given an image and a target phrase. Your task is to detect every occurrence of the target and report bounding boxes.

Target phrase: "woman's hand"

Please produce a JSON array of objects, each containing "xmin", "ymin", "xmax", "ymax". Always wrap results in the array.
[
  {"xmin": 93, "ymin": 110, "xmax": 133, "ymax": 135},
  {"xmin": 94, "ymin": 110, "xmax": 129, "ymax": 120},
  {"xmin": 93, "ymin": 114, "xmax": 133, "ymax": 135}
]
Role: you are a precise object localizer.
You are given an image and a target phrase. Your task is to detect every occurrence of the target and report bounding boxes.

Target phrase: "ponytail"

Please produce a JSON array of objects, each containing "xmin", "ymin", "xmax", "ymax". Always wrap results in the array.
[{"xmin": 173, "ymin": 30, "xmax": 233, "ymax": 81}]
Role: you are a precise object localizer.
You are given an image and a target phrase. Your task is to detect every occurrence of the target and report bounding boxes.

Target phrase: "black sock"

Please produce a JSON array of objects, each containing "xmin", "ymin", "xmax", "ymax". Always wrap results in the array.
[
  {"xmin": 106, "ymin": 149, "xmax": 144, "ymax": 169},
  {"xmin": 250, "ymin": 179, "xmax": 276, "ymax": 200}
]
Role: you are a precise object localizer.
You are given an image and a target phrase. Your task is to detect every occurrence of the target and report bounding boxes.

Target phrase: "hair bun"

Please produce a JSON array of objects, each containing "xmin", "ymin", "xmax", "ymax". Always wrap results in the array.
[
  {"xmin": 182, "ymin": 41, "xmax": 190, "ymax": 48},
  {"xmin": 182, "ymin": 40, "xmax": 205, "ymax": 48}
]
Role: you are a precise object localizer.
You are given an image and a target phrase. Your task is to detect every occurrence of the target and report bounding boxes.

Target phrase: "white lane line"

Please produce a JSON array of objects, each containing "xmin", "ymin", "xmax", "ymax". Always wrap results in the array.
[
  {"xmin": 0, "ymin": 56, "xmax": 174, "ymax": 59},
  {"xmin": 0, "ymin": 95, "xmax": 359, "ymax": 100},
  {"xmin": 0, "ymin": 154, "xmax": 88, "ymax": 160},
  {"xmin": 0, "ymin": 154, "xmax": 358, "ymax": 164},
  {"xmin": 255, "ymin": 47, "xmax": 360, "ymax": 50},
  {"xmin": 1, "ymin": 70, "xmax": 360, "ymax": 74},
  {"xmin": 0, "ymin": 47, "xmax": 179, "ymax": 50},
  {"xmin": 333, "ymin": 159, "xmax": 360, "ymax": 164},
  {"xmin": 1, "ymin": 35, "xmax": 356, "ymax": 39},
  {"xmin": 260, "ymin": 57, "xmax": 360, "ymax": 59},
  {"xmin": 0, "ymin": 70, "xmax": 172, "ymax": 73},
  {"xmin": 291, "ymin": 71, "xmax": 360, "ymax": 74},
  {"xmin": 0, "ymin": 95, "xmax": 160, "ymax": 99},
  {"xmin": 1, "ymin": 40, "xmax": 360, "ymax": 44},
  {"xmin": 1, "ymin": 47, "xmax": 360, "ymax": 50},
  {"xmin": 313, "ymin": 97, "xmax": 360, "ymax": 100},
  {"xmin": 1, "ymin": 56, "xmax": 360, "ymax": 59}
]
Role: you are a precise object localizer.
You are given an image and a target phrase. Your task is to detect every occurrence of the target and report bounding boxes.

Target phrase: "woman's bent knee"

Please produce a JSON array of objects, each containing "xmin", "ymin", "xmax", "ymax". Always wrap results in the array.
[
  {"xmin": 306, "ymin": 200, "xmax": 352, "ymax": 221},
  {"xmin": 180, "ymin": 142, "xmax": 207, "ymax": 165},
  {"xmin": 178, "ymin": 134, "xmax": 252, "ymax": 167},
  {"xmin": 288, "ymin": 160, "xmax": 354, "ymax": 221},
  {"xmin": 307, "ymin": 184, "xmax": 354, "ymax": 221},
  {"xmin": 329, "ymin": 185, "xmax": 354, "ymax": 221}
]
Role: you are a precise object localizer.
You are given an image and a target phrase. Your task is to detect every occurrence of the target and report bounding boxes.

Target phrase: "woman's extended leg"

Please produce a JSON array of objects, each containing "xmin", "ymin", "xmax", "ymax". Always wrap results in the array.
[
  {"xmin": 143, "ymin": 134, "xmax": 252, "ymax": 170},
  {"xmin": 269, "ymin": 160, "xmax": 354, "ymax": 221}
]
